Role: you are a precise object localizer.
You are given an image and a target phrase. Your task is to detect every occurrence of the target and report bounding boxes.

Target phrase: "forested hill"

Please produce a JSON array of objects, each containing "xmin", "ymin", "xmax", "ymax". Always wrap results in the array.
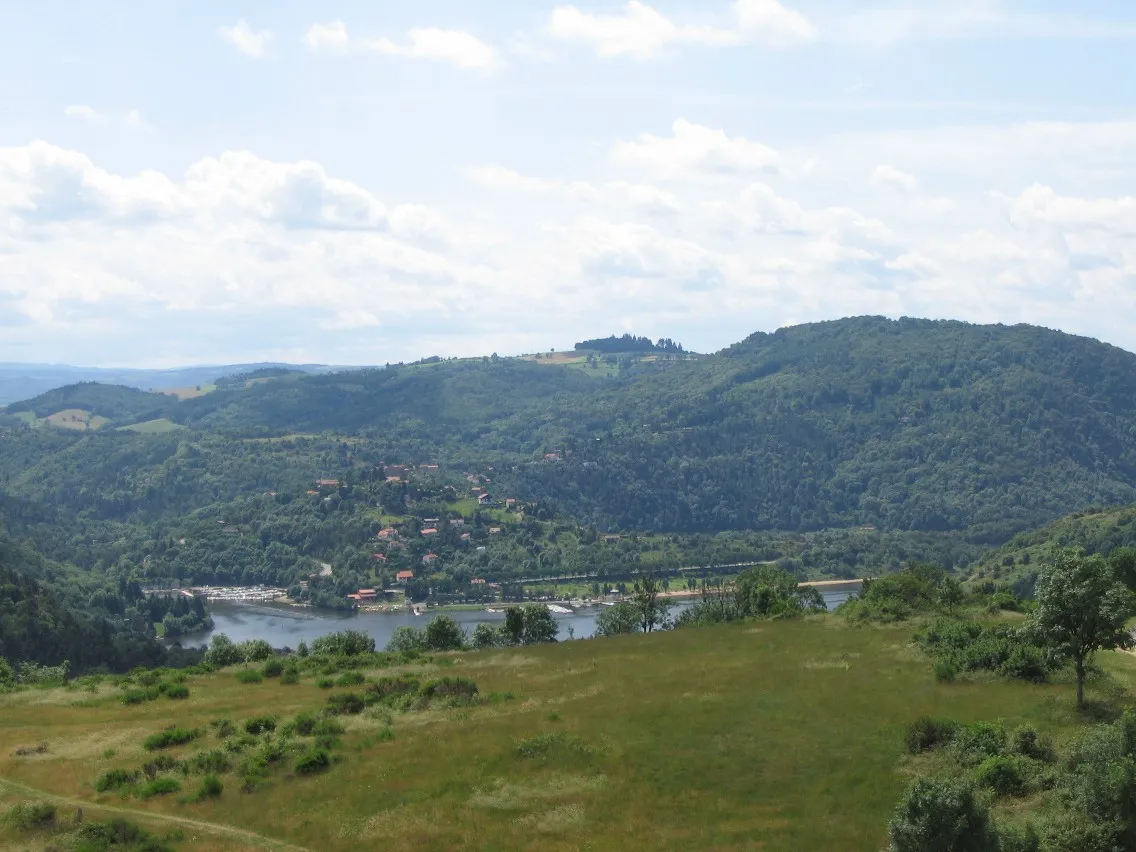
[{"xmin": 4, "ymin": 316, "xmax": 1136, "ymax": 543}]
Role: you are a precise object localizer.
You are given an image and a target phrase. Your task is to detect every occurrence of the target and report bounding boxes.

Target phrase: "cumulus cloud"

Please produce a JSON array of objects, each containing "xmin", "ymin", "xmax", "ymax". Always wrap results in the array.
[
  {"xmin": 305, "ymin": 20, "xmax": 498, "ymax": 72},
  {"xmin": 64, "ymin": 105, "xmax": 106, "ymax": 124},
  {"xmin": 218, "ymin": 20, "xmax": 272, "ymax": 58},
  {"xmin": 4, "ymin": 115, "xmax": 1136, "ymax": 363},
  {"xmin": 547, "ymin": 0, "xmax": 813, "ymax": 58},
  {"xmin": 368, "ymin": 28, "xmax": 498, "ymax": 72},
  {"xmin": 611, "ymin": 119, "xmax": 779, "ymax": 178},
  {"xmin": 870, "ymin": 165, "xmax": 918, "ymax": 192},
  {"xmin": 305, "ymin": 20, "xmax": 350, "ymax": 53}
]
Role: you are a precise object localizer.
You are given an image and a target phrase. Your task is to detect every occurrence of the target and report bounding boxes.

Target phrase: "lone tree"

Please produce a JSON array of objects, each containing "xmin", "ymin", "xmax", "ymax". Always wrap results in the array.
[
  {"xmin": 633, "ymin": 574, "xmax": 671, "ymax": 633},
  {"xmin": 1032, "ymin": 549, "xmax": 1136, "ymax": 709}
]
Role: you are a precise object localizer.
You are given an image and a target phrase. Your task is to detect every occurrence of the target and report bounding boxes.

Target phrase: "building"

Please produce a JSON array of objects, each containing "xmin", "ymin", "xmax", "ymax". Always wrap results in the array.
[
  {"xmin": 422, "ymin": 553, "xmax": 439, "ymax": 565},
  {"xmin": 419, "ymin": 464, "xmax": 440, "ymax": 472},
  {"xmin": 356, "ymin": 589, "xmax": 377, "ymax": 601},
  {"xmin": 377, "ymin": 528, "xmax": 399, "ymax": 540},
  {"xmin": 488, "ymin": 526, "xmax": 503, "ymax": 536},
  {"xmin": 396, "ymin": 570, "xmax": 414, "ymax": 582},
  {"xmin": 471, "ymin": 578, "xmax": 486, "ymax": 585},
  {"xmin": 420, "ymin": 527, "xmax": 438, "ymax": 536},
  {"xmin": 505, "ymin": 498, "xmax": 516, "ymax": 509},
  {"xmin": 477, "ymin": 493, "xmax": 492, "ymax": 506},
  {"xmin": 460, "ymin": 532, "xmax": 472, "ymax": 542},
  {"xmin": 602, "ymin": 534, "xmax": 622, "ymax": 543}
]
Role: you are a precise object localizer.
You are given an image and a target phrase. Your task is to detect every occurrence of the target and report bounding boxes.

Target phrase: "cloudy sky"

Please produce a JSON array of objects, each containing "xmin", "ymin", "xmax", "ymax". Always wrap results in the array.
[{"xmin": 2, "ymin": 0, "xmax": 1135, "ymax": 366}]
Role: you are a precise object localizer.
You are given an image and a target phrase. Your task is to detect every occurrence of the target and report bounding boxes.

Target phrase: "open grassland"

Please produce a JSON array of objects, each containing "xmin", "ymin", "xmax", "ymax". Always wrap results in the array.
[
  {"xmin": 4, "ymin": 618, "xmax": 1135, "ymax": 851},
  {"xmin": 42, "ymin": 409, "xmax": 109, "ymax": 431},
  {"xmin": 118, "ymin": 418, "xmax": 187, "ymax": 434},
  {"xmin": 162, "ymin": 385, "xmax": 217, "ymax": 400}
]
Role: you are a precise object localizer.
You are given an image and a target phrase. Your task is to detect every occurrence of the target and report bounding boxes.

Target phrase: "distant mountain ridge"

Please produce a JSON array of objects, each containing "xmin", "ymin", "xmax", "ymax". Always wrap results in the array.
[{"xmin": 0, "ymin": 361, "xmax": 358, "ymax": 406}]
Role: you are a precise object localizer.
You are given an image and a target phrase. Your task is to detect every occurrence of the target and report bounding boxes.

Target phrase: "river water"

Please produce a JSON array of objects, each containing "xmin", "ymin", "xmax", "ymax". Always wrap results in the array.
[{"xmin": 191, "ymin": 587, "xmax": 856, "ymax": 650}]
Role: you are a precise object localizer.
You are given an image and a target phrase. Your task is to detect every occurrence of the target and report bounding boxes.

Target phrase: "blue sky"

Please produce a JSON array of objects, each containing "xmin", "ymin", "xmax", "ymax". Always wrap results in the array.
[{"xmin": 1, "ymin": 0, "xmax": 1135, "ymax": 366}]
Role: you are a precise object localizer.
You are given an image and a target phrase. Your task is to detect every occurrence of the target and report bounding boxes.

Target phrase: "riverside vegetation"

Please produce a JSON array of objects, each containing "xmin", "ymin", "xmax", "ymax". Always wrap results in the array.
[{"xmin": 4, "ymin": 551, "xmax": 1136, "ymax": 850}]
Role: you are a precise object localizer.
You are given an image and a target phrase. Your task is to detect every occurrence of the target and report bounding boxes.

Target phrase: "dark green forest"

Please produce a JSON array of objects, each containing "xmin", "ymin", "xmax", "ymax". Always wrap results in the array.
[{"xmin": 5, "ymin": 316, "xmax": 1136, "ymax": 672}]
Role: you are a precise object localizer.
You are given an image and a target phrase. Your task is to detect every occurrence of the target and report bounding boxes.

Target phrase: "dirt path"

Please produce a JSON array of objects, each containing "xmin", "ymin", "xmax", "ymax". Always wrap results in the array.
[{"xmin": 0, "ymin": 776, "xmax": 310, "ymax": 851}]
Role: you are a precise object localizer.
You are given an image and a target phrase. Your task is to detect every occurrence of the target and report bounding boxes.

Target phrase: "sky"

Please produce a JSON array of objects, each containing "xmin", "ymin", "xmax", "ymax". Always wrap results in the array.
[{"xmin": 1, "ymin": 0, "xmax": 1135, "ymax": 367}]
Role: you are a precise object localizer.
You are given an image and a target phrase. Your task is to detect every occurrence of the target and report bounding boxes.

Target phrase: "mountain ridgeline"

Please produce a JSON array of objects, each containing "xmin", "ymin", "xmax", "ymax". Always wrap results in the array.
[{"xmin": 3, "ymin": 317, "xmax": 1136, "ymax": 543}]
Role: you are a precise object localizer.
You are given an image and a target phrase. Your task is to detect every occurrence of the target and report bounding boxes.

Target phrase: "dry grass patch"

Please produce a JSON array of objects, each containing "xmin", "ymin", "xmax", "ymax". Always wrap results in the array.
[{"xmin": 469, "ymin": 773, "xmax": 606, "ymax": 810}]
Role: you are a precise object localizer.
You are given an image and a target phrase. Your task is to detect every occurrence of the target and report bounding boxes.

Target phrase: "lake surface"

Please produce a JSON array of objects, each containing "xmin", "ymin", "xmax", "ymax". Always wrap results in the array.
[{"xmin": 192, "ymin": 587, "xmax": 856, "ymax": 650}]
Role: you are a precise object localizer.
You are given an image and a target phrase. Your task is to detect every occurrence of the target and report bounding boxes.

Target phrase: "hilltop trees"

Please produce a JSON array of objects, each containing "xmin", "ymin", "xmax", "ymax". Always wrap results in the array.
[{"xmin": 1031, "ymin": 549, "xmax": 1136, "ymax": 709}]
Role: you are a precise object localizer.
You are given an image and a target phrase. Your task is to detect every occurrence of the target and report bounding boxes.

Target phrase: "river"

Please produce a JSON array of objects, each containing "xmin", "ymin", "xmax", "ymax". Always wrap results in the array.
[{"xmin": 190, "ymin": 587, "xmax": 856, "ymax": 650}]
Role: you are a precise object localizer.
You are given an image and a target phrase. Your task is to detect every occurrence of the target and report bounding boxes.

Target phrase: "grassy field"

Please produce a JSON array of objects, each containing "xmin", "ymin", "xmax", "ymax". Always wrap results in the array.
[
  {"xmin": 3, "ymin": 618, "xmax": 1133, "ymax": 851},
  {"xmin": 41, "ymin": 408, "xmax": 109, "ymax": 431},
  {"xmin": 119, "ymin": 418, "xmax": 188, "ymax": 434}
]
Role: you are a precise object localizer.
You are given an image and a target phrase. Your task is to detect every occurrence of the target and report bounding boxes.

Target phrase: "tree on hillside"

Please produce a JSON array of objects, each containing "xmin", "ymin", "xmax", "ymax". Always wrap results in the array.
[
  {"xmin": 633, "ymin": 574, "xmax": 671, "ymax": 633},
  {"xmin": 1109, "ymin": 546, "xmax": 1136, "ymax": 592},
  {"xmin": 1032, "ymin": 549, "xmax": 1136, "ymax": 709},
  {"xmin": 595, "ymin": 601, "xmax": 640, "ymax": 636}
]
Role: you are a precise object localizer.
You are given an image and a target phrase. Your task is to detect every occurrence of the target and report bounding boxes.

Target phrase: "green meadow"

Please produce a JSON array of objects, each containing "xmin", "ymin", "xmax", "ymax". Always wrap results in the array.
[{"xmin": 3, "ymin": 617, "xmax": 1134, "ymax": 851}]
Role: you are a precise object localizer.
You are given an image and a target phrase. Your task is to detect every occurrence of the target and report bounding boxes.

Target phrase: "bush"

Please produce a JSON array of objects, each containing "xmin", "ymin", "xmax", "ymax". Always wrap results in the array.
[
  {"xmin": 0, "ymin": 655, "xmax": 15, "ymax": 689},
  {"xmin": 887, "ymin": 777, "xmax": 996, "ymax": 852},
  {"xmin": 326, "ymin": 692, "xmax": 365, "ymax": 715},
  {"xmin": 423, "ymin": 615, "xmax": 466, "ymax": 651},
  {"xmin": 121, "ymin": 687, "xmax": 159, "ymax": 705},
  {"xmin": 290, "ymin": 712, "xmax": 318, "ymax": 736},
  {"xmin": 236, "ymin": 669, "xmax": 264, "ymax": 684},
  {"xmin": 159, "ymin": 682, "xmax": 190, "ymax": 700},
  {"xmin": 471, "ymin": 622, "xmax": 502, "ymax": 649},
  {"xmin": 974, "ymin": 755, "xmax": 1029, "ymax": 797},
  {"xmin": 933, "ymin": 659, "xmax": 958, "ymax": 683},
  {"xmin": 137, "ymin": 777, "xmax": 181, "ymax": 799},
  {"xmin": 96, "ymin": 768, "xmax": 141, "ymax": 792},
  {"xmin": 210, "ymin": 718, "xmax": 236, "ymax": 738},
  {"xmin": 310, "ymin": 630, "xmax": 375, "ymax": 656},
  {"xmin": 243, "ymin": 716, "xmax": 276, "ymax": 735},
  {"xmin": 74, "ymin": 820, "xmax": 173, "ymax": 851},
  {"xmin": 1010, "ymin": 726, "xmax": 1055, "ymax": 763},
  {"xmin": 196, "ymin": 774, "xmax": 224, "ymax": 800},
  {"xmin": 386, "ymin": 626, "xmax": 426, "ymax": 654},
  {"xmin": 3, "ymin": 801, "xmax": 57, "ymax": 830},
  {"xmin": 335, "ymin": 671, "xmax": 365, "ymax": 687},
  {"xmin": 367, "ymin": 675, "xmax": 421, "ymax": 703},
  {"xmin": 905, "ymin": 717, "xmax": 959, "ymax": 754},
  {"xmin": 185, "ymin": 749, "xmax": 231, "ymax": 775},
  {"xmin": 238, "ymin": 639, "xmax": 274, "ymax": 663},
  {"xmin": 949, "ymin": 722, "xmax": 1007, "ymax": 767},
  {"xmin": 316, "ymin": 677, "xmax": 334, "ymax": 689},
  {"xmin": 203, "ymin": 634, "xmax": 243, "ymax": 668},
  {"xmin": 280, "ymin": 666, "xmax": 300, "ymax": 685},
  {"xmin": 312, "ymin": 718, "xmax": 345, "ymax": 737},
  {"xmin": 997, "ymin": 823, "xmax": 1040, "ymax": 852},
  {"xmin": 294, "ymin": 748, "xmax": 331, "ymax": 775},
  {"xmin": 143, "ymin": 728, "xmax": 201, "ymax": 751},
  {"xmin": 262, "ymin": 658, "xmax": 284, "ymax": 678},
  {"xmin": 419, "ymin": 677, "xmax": 478, "ymax": 705},
  {"xmin": 142, "ymin": 755, "xmax": 183, "ymax": 778}
]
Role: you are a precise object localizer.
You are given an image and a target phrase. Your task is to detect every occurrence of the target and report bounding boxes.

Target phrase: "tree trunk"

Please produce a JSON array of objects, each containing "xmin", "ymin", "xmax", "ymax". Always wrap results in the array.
[{"xmin": 1076, "ymin": 655, "xmax": 1085, "ymax": 709}]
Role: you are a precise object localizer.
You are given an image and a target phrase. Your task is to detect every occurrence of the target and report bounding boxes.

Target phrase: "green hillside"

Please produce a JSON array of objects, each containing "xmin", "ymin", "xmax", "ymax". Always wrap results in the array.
[
  {"xmin": 968, "ymin": 505, "xmax": 1136, "ymax": 592},
  {"xmin": 15, "ymin": 316, "xmax": 1133, "ymax": 542}
]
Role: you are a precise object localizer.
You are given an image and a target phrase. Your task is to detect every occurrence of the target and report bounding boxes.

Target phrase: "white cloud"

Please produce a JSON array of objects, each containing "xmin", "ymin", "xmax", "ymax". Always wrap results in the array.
[
  {"xmin": 870, "ymin": 165, "xmax": 918, "ymax": 192},
  {"xmin": 64, "ymin": 105, "xmax": 106, "ymax": 124},
  {"xmin": 304, "ymin": 21, "xmax": 498, "ymax": 72},
  {"xmin": 5, "ymin": 115, "xmax": 1136, "ymax": 364},
  {"xmin": 367, "ymin": 28, "xmax": 499, "ymax": 72},
  {"xmin": 305, "ymin": 20, "xmax": 350, "ymax": 53},
  {"xmin": 218, "ymin": 20, "xmax": 272, "ymax": 59},
  {"xmin": 547, "ymin": 0, "xmax": 813, "ymax": 58},
  {"xmin": 611, "ymin": 119, "xmax": 779, "ymax": 178}
]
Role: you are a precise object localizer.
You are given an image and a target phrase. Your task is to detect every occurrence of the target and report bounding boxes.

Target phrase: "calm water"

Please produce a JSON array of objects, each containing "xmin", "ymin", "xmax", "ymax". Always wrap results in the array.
[{"xmin": 191, "ymin": 587, "xmax": 856, "ymax": 650}]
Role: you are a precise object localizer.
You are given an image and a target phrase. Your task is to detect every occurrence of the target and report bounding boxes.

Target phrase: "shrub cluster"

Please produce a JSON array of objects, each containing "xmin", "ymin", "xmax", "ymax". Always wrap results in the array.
[
  {"xmin": 916, "ymin": 618, "xmax": 1059, "ymax": 682},
  {"xmin": 143, "ymin": 728, "xmax": 201, "ymax": 751}
]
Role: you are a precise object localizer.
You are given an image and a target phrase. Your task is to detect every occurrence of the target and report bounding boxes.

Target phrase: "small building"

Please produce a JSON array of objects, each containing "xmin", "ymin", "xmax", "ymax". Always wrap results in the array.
[
  {"xmin": 356, "ymin": 589, "xmax": 378, "ymax": 601},
  {"xmin": 371, "ymin": 553, "xmax": 387, "ymax": 562},
  {"xmin": 396, "ymin": 570, "xmax": 415, "ymax": 582},
  {"xmin": 505, "ymin": 498, "xmax": 516, "ymax": 509},
  {"xmin": 471, "ymin": 578, "xmax": 487, "ymax": 586},
  {"xmin": 488, "ymin": 526, "xmax": 503, "ymax": 536},
  {"xmin": 449, "ymin": 518, "xmax": 465, "ymax": 526},
  {"xmin": 460, "ymin": 532, "xmax": 472, "ymax": 542},
  {"xmin": 544, "ymin": 453, "xmax": 562, "ymax": 461},
  {"xmin": 422, "ymin": 553, "xmax": 439, "ymax": 565},
  {"xmin": 477, "ymin": 493, "xmax": 492, "ymax": 505},
  {"xmin": 377, "ymin": 528, "xmax": 399, "ymax": 540},
  {"xmin": 420, "ymin": 527, "xmax": 438, "ymax": 536},
  {"xmin": 602, "ymin": 534, "xmax": 622, "ymax": 543},
  {"xmin": 419, "ymin": 464, "xmax": 440, "ymax": 472}
]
